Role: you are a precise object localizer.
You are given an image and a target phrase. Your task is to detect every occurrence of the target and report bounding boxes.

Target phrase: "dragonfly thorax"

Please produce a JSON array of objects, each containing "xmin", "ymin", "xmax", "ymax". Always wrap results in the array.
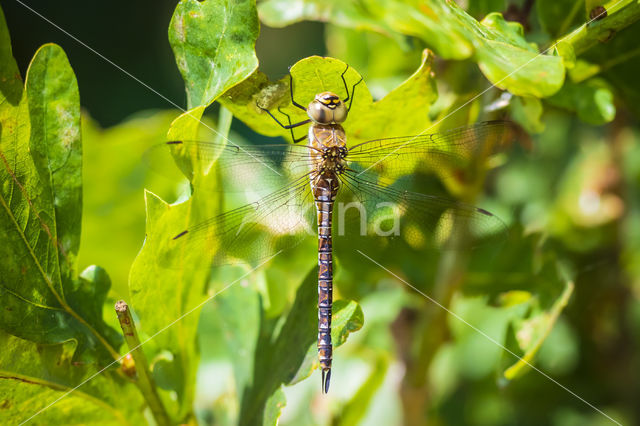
[
  {"xmin": 308, "ymin": 91, "xmax": 347, "ymax": 125},
  {"xmin": 317, "ymin": 146, "xmax": 348, "ymax": 175}
]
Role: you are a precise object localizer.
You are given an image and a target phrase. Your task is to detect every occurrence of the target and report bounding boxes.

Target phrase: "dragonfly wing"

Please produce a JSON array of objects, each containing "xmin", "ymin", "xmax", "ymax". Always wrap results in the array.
[
  {"xmin": 146, "ymin": 140, "xmax": 314, "ymax": 192},
  {"xmin": 334, "ymin": 172, "xmax": 507, "ymax": 252},
  {"xmin": 346, "ymin": 120, "xmax": 518, "ymax": 183},
  {"xmin": 157, "ymin": 175, "xmax": 316, "ymax": 269}
]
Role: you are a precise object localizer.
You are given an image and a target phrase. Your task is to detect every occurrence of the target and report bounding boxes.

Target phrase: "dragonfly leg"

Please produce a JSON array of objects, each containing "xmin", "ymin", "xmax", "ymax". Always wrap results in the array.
[
  {"xmin": 258, "ymin": 105, "xmax": 310, "ymax": 143},
  {"xmin": 341, "ymin": 64, "xmax": 351, "ymax": 102},
  {"xmin": 341, "ymin": 63, "xmax": 364, "ymax": 112},
  {"xmin": 347, "ymin": 76, "xmax": 364, "ymax": 112},
  {"xmin": 278, "ymin": 107, "xmax": 308, "ymax": 143},
  {"xmin": 288, "ymin": 71, "xmax": 307, "ymax": 111}
]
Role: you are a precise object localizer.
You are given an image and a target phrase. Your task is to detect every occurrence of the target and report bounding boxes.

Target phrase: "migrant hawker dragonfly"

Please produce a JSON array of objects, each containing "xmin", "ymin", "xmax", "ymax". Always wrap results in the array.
[{"xmin": 157, "ymin": 64, "xmax": 516, "ymax": 393}]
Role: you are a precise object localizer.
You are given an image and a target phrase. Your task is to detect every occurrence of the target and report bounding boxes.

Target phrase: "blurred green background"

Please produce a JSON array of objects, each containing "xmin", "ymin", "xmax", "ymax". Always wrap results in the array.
[{"xmin": 4, "ymin": 0, "xmax": 640, "ymax": 425}]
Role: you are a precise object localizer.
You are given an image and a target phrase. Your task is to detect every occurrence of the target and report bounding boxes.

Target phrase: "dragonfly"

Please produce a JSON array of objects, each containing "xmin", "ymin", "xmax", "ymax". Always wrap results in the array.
[{"xmin": 156, "ymin": 65, "xmax": 516, "ymax": 393}]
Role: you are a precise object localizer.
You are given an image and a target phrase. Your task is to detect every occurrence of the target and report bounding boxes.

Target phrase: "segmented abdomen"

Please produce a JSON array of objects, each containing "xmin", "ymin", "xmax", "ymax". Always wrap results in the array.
[{"xmin": 316, "ymin": 199, "xmax": 333, "ymax": 373}]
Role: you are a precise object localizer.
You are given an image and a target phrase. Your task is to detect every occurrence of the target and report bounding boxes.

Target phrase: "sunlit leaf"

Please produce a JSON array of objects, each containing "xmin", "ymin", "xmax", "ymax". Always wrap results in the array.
[
  {"xmin": 0, "ymin": 41, "xmax": 119, "ymax": 362},
  {"xmin": 0, "ymin": 15, "xmax": 141, "ymax": 423},
  {"xmin": 0, "ymin": 330, "xmax": 145, "ymax": 426},
  {"xmin": 220, "ymin": 54, "xmax": 437, "ymax": 147},
  {"xmin": 210, "ymin": 269, "xmax": 363, "ymax": 425},
  {"xmin": 128, "ymin": 107, "xmax": 222, "ymax": 421},
  {"xmin": 335, "ymin": 355, "xmax": 389, "ymax": 425},
  {"xmin": 169, "ymin": 0, "xmax": 259, "ymax": 108},
  {"xmin": 259, "ymin": 0, "xmax": 565, "ymax": 97}
]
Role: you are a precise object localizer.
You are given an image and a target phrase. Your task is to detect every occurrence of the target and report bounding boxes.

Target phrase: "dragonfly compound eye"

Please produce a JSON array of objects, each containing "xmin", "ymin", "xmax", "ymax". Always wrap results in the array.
[
  {"xmin": 308, "ymin": 92, "xmax": 347, "ymax": 124},
  {"xmin": 308, "ymin": 100, "xmax": 331, "ymax": 124}
]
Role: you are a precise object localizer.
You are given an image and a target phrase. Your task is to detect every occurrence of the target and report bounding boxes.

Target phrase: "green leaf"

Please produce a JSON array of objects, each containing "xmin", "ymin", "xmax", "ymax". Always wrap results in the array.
[
  {"xmin": 0, "ymin": 17, "xmax": 142, "ymax": 422},
  {"xmin": 169, "ymin": 0, "xmax": 259, "ymax": 108},
  {"xmin": 474, "ymin": 12, "xmax": 564, "ymax": 97},
  {"xmin": 511, "ymin": 95, "xmax": 545, "ymax": 133},
  {"xmin": 79, "ymin": 109, "xmax": 182, "ymax": 297},
  {"xmin": 547, "ymin": 79, "xmax": 616, "ymax": 125},
  {"xmin": 503, "ymin": 280, "xmax": 574, "ymax": 379},
  {"xmin": 325, "ymin": 25, "xmax": 424, "ymax": 89},
  {"xmin": 0, "ymin": 41, "xmax": 120, "ymax": 362},
  {"xmin": 211, "ymin": 269, "xmax": 363, "ymax": 425},
  {"xmin": 128, "ymin": 107, "xmax": 226, "ymax": 421},
  {"xmin": 258, "ymin": 0, "xmax": 474, "ymax": 59},
  {"xmin": 258, "ymin": 0, "xmax": 565, "ymax": 98},
  {"xmin": 128, "ymin": 188, "xmax": 211, "ymax": 421},
  {"xmin": 448, "ymin": 294, "xmax": 528, "ymax": 379},
  {"xmin": 557, "ymin": 0, "xmax": 640, "ymax": 57},
  {"xmin": 336, "ymin": 355, "xmax": 389, "ymax": 425},
  {"xmin": 577, "ymin": 15, "xmax": 640, "ymax": 119},
  {"xmin": 0, "ymin": 330, "xmax": 146, "ymax": 426},
  {"xmin": 221, "ymin": 54, "xmax": 437, "ymax": 146},
  {"xmin": 467, "ymin": 0, "xmax": 507, "ymax": 20}
]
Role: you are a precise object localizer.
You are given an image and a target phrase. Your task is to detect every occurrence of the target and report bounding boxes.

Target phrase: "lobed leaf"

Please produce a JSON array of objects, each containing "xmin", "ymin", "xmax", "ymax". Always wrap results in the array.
[
  {"xmin": 220, "ymin": 53, "xmax": 438, "ymax": 147},
  {"xmin": 258, "ymin": 0, "xmax": 565, "ymax": 98},
  {"xmin": 0, "ymin": 11, "xmax": 141, "ymax": 424},
  {"xmin": 0, "ymin": 40, "xmax": 119, "ymax": 363}
]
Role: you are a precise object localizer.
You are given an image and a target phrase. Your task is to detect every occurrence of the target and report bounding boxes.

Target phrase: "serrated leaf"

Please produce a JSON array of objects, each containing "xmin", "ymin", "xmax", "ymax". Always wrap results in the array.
[{"xmin": 169, "ymin": 0, "xmax": 259, "ymax": 108}]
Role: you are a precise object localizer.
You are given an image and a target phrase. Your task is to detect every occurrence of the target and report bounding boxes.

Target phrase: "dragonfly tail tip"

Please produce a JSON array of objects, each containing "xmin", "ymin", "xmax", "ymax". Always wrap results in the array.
[{"xmin": 322, "ymin": 368, "xmax": 331, "ymax": 394}]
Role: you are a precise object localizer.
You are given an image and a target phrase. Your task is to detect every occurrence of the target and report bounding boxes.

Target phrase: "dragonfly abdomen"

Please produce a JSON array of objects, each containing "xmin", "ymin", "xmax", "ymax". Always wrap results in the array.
[{"xmin": 315, "ymin": 185, "xmax": 336, "ymax": 394}]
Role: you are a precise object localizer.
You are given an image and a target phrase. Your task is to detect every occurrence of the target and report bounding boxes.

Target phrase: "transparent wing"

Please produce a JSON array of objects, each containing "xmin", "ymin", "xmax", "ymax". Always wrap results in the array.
[
  {"xmin": 157, "ymin": 174, "xmax": 317, "ymax": 269},
  {"xmin": 145, "ymin": 139, "xmax": 316, "ymax": 192},
  {"xmin": 347, "ymin": 121, "xmax": 518, "ymax": 182},
  {"xmin": 334, "ymin": 172, "xmax": 507, "ymax": 252}
]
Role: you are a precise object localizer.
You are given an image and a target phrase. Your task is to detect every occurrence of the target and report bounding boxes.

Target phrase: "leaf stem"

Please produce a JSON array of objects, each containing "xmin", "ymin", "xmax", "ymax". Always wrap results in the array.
[
  {"xmin": 115, "ymin": 300, "xmax": 172, "ymax": 426},
  {"xmin": 558, "ymin": 0, "xmax": 640, "ymax": 56}
]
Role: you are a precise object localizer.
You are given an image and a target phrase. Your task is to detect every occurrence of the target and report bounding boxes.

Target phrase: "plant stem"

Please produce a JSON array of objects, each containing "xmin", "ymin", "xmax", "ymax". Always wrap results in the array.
[
  {"xmin": 558, "ymin": 0, "xmax": 640, "ymax": 56},
  {"xmin": 115, "ymin": 300, "xmax": 172, "ymax": 426}
]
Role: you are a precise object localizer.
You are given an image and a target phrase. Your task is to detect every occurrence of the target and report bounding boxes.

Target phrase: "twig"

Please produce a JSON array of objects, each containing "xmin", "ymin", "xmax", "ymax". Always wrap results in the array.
[
  {"xmin": 558, "ymin": 0, "xmax": 640, "ymax": 56},
  {"xmin": 115, "ymin": 300, "xmax": 172, "ymax": 426}
]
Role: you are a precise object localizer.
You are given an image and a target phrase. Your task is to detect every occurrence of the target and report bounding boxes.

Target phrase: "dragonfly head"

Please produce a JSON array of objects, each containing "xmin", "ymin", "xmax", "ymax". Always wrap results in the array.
[{"xmin": 308, "ymin": 91, "xmax": 347, "ymax": 125}]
